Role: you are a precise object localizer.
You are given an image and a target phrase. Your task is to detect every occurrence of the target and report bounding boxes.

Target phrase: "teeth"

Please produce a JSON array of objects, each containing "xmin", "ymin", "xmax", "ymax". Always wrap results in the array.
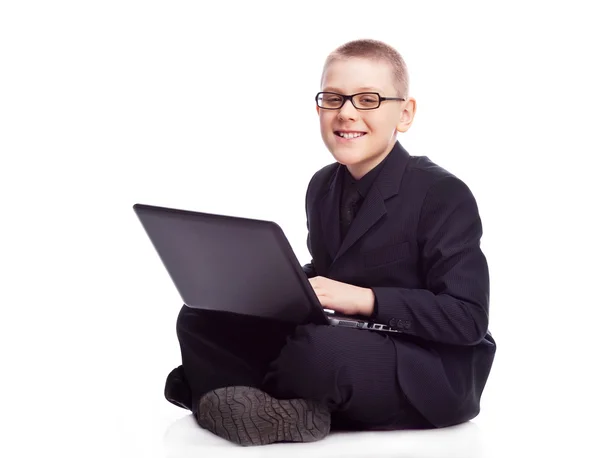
[{"xmin": 338, "ymin": 132, "xmax": 364, "ymax": 139}]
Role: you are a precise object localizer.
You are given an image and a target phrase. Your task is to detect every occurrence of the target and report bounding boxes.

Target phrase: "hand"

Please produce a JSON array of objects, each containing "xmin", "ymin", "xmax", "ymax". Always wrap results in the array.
[{"xmin": 308, "ymin": 276, "xmax": 375, "ymax": 316}]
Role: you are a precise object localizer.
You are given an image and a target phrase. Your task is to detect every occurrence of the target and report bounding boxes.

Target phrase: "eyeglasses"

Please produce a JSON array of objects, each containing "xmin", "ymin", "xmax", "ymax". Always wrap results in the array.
[{"xmin": 315, "ymin": 92, "xmax": 405, "ymax": 110}]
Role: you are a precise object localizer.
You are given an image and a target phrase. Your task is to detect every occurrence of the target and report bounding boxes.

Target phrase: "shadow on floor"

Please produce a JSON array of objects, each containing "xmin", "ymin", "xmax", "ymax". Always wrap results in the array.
[{"xmin": 163, "ymin": 413, "xmax": 484, "ymax": 457}]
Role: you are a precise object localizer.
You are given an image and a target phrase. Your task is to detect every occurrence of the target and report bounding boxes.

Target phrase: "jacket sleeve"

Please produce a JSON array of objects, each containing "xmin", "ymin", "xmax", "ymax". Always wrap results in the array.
[
  {"xmin": 302, "ymin": 262, "xmax": 317, "ymax": 278},
  {"xmin": 371, "ymin": 176, "xmax": 490, "ymax": 346},
  {"xmin": 302, "ymin": 170, "xmax": 320, "ymax": 278}
]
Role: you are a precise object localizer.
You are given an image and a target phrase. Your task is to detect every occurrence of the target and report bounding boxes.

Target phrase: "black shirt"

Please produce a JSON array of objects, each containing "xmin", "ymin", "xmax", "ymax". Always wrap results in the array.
[{"xmin": 340, "ymin": 154, "xmax": 389, "ymax": 238}]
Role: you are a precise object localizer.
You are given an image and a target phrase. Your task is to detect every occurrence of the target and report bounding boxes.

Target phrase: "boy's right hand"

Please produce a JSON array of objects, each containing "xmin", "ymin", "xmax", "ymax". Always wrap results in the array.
[{"xmin": 309, "ymin": 276, "xmax": 374, "ymax": 316}]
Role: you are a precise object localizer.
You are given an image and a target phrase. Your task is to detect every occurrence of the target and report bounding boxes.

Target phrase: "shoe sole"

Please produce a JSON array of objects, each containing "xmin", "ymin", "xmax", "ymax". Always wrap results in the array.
[{"xmin": 196, "ymin": 386, "xmax": 331, "ymax": 446}]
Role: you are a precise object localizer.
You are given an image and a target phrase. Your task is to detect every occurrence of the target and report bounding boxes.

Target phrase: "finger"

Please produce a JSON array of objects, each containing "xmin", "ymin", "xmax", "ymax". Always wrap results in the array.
[
  {"xmin": 316, "ymin": 293, "xmax": 331, "ymax": 306},
  {"xmin": 316, "ymin": 292, "xmax": 331, "ymax": 304},
  {"xmin": 320, "ymin": 299, "xmax": 334, "ymax": 309}
]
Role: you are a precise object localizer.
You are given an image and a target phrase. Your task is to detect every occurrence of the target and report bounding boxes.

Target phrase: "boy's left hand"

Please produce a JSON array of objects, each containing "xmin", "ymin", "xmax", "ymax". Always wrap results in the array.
[{"xmin": 308, "ymin": 276, "xmax": 374, "ymax": 316}]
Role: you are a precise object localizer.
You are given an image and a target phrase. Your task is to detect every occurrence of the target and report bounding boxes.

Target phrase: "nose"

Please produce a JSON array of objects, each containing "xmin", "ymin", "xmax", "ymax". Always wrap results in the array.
[{"xmin": 337, "ymin": 98, "xmax": 359, "ymax": 121}]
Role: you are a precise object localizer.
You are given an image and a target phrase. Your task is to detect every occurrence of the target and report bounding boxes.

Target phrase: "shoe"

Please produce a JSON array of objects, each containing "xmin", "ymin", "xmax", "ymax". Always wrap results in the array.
[
  {"xmin": 196, "ymin": 386, "xmax": 331, "ymax": 446},
  {"xmin": 164, "ymin": 365, "xmax": 192, "ymax": 410}
]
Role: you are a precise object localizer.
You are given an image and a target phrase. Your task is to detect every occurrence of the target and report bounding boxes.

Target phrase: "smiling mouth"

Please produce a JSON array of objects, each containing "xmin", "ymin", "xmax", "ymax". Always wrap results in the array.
[{"xmin": 335, "ymin": 131, "xmax": 366, "ymax": 139}]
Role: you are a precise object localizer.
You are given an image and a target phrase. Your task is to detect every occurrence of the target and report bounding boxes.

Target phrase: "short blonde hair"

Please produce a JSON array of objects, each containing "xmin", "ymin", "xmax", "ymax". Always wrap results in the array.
[{"xmin": 321, "ymin": 39, "xmax": 409, "ymax": 98}]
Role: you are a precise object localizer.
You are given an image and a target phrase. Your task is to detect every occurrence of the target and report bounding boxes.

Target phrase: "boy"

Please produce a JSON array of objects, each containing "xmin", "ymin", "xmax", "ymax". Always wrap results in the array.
[{"xmin": 164, "ymin": 39, "xmax": 496, "ymax": 446}]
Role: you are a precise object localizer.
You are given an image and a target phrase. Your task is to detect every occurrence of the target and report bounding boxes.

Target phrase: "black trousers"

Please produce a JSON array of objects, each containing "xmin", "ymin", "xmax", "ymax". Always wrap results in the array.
[{"xmin": 175, "ymin": 305, "xmax": 432, "ymax": 431}]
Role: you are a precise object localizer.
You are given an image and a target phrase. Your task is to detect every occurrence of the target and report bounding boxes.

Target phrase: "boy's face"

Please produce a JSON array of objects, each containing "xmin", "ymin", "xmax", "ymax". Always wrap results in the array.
[{"xmin": 318, "ymin": 57, "xmax": 415, "ymax": 179}]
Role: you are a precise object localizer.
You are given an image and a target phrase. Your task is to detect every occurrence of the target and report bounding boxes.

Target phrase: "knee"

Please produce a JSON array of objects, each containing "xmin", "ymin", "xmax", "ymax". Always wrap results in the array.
[
  {"xmin": 175, "ymin": 304, "xmax": 188, "ymax": 339},
  {"xmin": 175, "ymin": 304, "xmax": 204, "ymax": 342}
]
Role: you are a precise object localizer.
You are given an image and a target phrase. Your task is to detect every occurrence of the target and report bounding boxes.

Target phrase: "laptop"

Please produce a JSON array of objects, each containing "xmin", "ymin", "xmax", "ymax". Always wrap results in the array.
[{"xmin": 133, "ymin": 203, "xmax": 401, "ymax": 333}]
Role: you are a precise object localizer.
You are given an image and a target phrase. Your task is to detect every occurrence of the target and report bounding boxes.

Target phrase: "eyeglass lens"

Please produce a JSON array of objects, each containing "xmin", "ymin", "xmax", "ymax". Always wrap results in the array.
[{"xmin": 317, "ymin": 92, "xmax": 380, "ymax": 109}]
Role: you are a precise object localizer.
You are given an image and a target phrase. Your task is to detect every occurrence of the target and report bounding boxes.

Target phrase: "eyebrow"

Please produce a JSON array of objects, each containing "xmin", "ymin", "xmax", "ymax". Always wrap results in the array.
[{"xmin": 322, "ymin": 86, "xmax": 385, "ymax": 93}]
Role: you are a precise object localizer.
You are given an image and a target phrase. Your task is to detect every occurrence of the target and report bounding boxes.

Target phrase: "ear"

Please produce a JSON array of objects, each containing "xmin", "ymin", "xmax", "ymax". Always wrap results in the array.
[
  {"xmin": 316, "ymin": 105, "xmax": 320, "ymax": 115},
  {"xmin": 396, "ymin": 97, "xmax": 417, "ymax": 133}
]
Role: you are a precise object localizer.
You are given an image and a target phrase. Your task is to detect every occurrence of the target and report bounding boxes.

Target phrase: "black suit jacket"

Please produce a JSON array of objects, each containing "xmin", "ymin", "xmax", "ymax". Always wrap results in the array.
[{"xmin": 302, "ymin": 141, "xmax": 496, "ymax": 427}]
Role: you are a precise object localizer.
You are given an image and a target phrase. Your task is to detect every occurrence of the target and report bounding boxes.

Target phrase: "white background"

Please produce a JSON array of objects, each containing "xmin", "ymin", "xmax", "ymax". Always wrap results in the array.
[{"xmin": 1, "ymin": 1, "xmax": 599, "ymax": 457}]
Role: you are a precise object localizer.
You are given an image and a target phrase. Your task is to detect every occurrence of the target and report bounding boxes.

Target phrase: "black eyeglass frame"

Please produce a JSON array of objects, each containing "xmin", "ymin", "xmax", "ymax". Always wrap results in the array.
[{"xmin": 315, "ymin": 91, "xmax": 406, "ymax": 110}]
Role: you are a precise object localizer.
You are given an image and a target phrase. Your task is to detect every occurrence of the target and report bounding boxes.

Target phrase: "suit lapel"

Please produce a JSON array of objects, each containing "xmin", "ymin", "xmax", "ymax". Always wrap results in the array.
[{"xmin": 320, "ymin": 141, "xmax": 411, "ymax": 266}]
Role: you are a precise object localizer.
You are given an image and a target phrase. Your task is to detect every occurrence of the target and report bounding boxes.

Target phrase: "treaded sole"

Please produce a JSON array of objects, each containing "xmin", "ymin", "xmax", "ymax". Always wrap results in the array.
[{"xmin": 196, "ymin": 386, "xmax": 331, "ymax": 446}]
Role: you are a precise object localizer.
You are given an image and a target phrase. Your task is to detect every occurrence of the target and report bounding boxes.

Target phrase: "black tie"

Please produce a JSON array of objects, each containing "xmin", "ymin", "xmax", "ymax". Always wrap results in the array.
[{"xmin": 340, "ymin": 184, "xmax": 361, "ymax": 240}]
